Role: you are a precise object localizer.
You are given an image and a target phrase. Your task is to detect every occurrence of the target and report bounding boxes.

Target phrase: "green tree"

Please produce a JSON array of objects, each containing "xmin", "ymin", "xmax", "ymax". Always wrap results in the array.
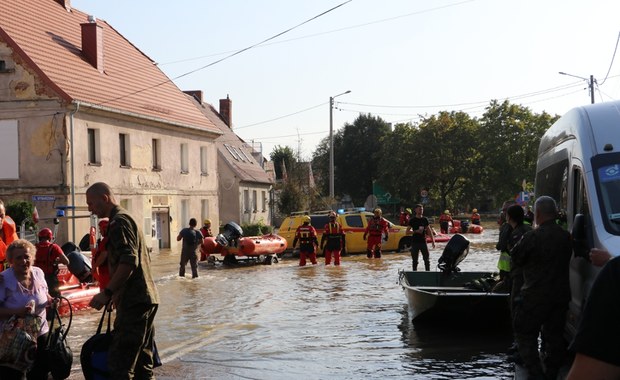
[
  {"xmin": 270, "ymin": 145, "xmax": 296, "ymax": 181},
  {"xmin": 335, "ymin": 114, "xmax": 391, "ymax": 204},
  {"xmin": 277, "ymin": 182, "xmax": 304, "ymax": 215},
  {"xmin": 477, "ymin": 100, "xmax": 558, "ymax": 204}
]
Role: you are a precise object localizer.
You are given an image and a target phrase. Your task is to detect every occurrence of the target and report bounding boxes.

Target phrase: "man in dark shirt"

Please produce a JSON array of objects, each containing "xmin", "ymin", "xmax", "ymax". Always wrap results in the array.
[
  {"xmin": 511, "ymin": 196, "xmax": 571, "ymax": 380},
  {"xmin": 406, "ymin": 204, "xmax": 435, "ymax": 271},
  {"xmin": 87, "ymin": 182, "xmax": 160, "ymax": 379},
  {"xmin": 177, "ymin": 218, "xmax": 203, "ymax": 278}
]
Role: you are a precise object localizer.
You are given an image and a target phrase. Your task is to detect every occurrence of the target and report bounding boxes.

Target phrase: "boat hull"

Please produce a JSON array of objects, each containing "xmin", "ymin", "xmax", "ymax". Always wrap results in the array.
[{"xmin": 398, "ymin": 271, "xmax": 509, "ymax": 324}]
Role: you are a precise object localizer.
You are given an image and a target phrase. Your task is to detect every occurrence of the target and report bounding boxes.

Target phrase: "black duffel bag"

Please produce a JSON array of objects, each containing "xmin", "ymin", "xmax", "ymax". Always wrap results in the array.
[
  {"xmin": 44, "ymin": 296, "xmax": 73, "ymax": 380},
  {"xmin": 80, "ymin": 304, "xmax": 113, "ymax": 380}
]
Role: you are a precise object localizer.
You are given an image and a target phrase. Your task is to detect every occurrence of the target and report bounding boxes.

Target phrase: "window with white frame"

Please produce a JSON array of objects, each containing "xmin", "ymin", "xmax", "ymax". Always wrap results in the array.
[
  {"xmin": 200, "ymin": 146, "xmax": 208, "ymax": 175},
  {"xmin": 243, "ymin": 190, "xmax": 250, "ymax": 213},
  {"xmin": 201, "ymin": 199, "xmax": 209, "ymax": 224},
  {"xmin": 87, "ymin": 128, "xmax": 101, "ymax": 165},
  {"xmin": 0, "ymin": 120, "xmax": 19, "ymax": 179},
  {"xmin": 152, "ymin": 138, "xmax": 162, "ymax": 170},
  {"xmin": 180, "ymin": 143, "xmax": 189, "ymax": 173},
  {"xmin": 119, "ymin": 133, "xmax": 131, "ymax": 167},
  {"xmin": 180, "ymin": 199, "xmax": 189, "ymax": 226}
]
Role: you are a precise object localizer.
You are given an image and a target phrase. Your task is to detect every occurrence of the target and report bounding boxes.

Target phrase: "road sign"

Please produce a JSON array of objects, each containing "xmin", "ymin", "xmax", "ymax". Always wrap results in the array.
[{"xmin": 32, "ymin": 195, "xmax": 55, "ymax": 202}]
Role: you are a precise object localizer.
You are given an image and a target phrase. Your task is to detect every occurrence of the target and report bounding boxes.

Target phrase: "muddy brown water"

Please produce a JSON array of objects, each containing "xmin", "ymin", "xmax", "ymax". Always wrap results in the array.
[{"xmin": 65, "ymin": 224, "xmax": 515, "ymax": 379}]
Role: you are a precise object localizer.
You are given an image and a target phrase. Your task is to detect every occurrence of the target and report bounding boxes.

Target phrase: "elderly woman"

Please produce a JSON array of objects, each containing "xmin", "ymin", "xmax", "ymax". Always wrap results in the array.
[{"xmin": 0, "ymin": 239, "xmax": 52, "ymax": 379}]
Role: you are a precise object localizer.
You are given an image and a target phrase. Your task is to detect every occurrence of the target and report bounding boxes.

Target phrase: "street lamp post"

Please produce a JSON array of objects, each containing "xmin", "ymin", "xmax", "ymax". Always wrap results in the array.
[
  {"xmin": 329, "ymin": 90, "xmax": 351, "ymax": 199},
  {"xmin": 559, "ymin": 71, "xmax": 595, "ymax": 104}
]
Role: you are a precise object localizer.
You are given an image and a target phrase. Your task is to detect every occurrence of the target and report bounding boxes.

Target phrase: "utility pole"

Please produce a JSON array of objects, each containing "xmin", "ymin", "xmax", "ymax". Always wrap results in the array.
[
  {"xmin": 329, "ymin": 90, "xmax": 351, "ymax": 199},
  {"xmin": 559, "ymin": 72, "xmax": 595, "ymax": 104}
]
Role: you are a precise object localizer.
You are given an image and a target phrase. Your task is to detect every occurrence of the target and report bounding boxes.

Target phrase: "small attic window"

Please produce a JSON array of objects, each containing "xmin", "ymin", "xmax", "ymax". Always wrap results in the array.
[{"xmin": 0, "ymin": 60, "xmax": 14, "ymax": 73}]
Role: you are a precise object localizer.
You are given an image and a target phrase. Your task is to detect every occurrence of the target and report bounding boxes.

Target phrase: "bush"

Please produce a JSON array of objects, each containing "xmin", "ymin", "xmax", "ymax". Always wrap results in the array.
[
  {"xmin": 241, "ymin": 220, "xmax": 273, "ymax": 236},
  {"xmin": 6, "ymin": 200, "xmax": 35, "ymax": 230}
]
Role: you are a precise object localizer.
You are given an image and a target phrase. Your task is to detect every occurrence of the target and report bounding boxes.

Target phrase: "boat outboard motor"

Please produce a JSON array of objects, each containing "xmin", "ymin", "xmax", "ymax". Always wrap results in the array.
[
  {"xmin": 61, "ymin": 242, "xmax": 93, "ymax": 283},
  {"xmin": 460, "ymin": 219, "xmax": 470, "ymax": 233},
  {"xmin": 216, "ymin": 222, "xmax": 243, "ymax": 247},
  {"xmin": 437, "ymin": 234, "xmax": 470, "ymax": 273}
]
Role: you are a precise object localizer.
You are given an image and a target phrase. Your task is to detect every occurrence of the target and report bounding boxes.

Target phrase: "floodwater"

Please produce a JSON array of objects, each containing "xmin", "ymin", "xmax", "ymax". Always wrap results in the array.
[{"xmin": 65, "ymin": 224, "xmax": 515, "ymax": 379}]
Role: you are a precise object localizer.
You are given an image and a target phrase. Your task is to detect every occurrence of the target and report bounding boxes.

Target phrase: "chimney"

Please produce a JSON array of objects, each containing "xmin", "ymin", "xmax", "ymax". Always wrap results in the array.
[
  {"xmin": 183, "ymin": 90, "xmax": 203, "ymax": 103},
  {"xmin": 219, "ymin": 95, "xmax": 232, "ymax": 128},
  {"xmin": 81, "ymin": 17, "xmax": 104, "ymax": 73},
  {"xmin": 55, "ymin": 0, "xmax": 71, "ymax": 11}
]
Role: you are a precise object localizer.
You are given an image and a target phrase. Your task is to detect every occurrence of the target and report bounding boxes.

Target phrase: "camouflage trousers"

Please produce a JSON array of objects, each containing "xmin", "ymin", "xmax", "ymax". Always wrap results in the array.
[
  {"xmin": 110, "ymin": 303, "xmax": 159, "ymax": 380},
  {"xmin": 513, "ymin": 299, "xmax": 567, "ymax": 378}
]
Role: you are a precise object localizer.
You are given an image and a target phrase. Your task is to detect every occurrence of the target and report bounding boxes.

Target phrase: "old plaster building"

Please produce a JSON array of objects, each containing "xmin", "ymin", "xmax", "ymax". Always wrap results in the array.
[
  {"xmin": 0, "ymin": 0, "xmax": 221, "ymax": 250},
  {"xmin": 187, "ymin": 92, "xmax": 274, "ymax": 228}
]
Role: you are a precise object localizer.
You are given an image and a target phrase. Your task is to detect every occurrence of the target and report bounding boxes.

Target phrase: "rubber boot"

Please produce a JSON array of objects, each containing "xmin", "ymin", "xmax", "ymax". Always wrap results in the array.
[
  {"xmin": 425, "ymin": 262, "xmax": 430, "ymax": 271},
  {"xmin": 375, "ymin": 249, "xmax": 382, "ymax": 258},
  {"xmin": 367, "ymin": 249, "xmax": 373, "ymax": 258}
]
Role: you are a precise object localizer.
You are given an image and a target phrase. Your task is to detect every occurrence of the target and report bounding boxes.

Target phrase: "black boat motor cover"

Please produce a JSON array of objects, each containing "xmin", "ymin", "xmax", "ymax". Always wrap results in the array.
[
  {"xmin": 61, "ymin": 242, "xmax": 93, "ymax": 283},
  {"xmin": 437, "ymin": 234, "xmax": 470, "ymax": 273},
  {"xmin": 216, "ymin": 222, "xmax": 244, "ymax": 247}
]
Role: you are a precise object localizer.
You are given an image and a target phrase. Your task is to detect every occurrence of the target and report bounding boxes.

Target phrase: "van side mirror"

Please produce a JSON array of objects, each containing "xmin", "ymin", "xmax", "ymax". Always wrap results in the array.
[{"xmin": 572, "ymin": 214, "xmax": 590, "ymax": 260}]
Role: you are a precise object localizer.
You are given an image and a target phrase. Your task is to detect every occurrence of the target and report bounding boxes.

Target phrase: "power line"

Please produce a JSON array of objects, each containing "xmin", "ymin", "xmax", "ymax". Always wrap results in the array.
[
  {"xmin": 93, "ymin": 0, "xmax": 352, "ymax": 107},
  {"xmin": 235, "ymin": 102, "xmax": 327, "ymax": 129},
  {"xmin": 599, "ymin": 31, "xmax": 620, "ymax": 86}
]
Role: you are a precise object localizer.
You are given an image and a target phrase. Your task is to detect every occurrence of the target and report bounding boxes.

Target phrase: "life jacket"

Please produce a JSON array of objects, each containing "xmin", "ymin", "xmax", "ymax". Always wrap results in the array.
[
  {"xmin": 0, "ymin": 216, "xmax": 18, "ymax": 272},
  {"xmin": 297, "ymin": 225, "xmax": 316, "ymax": 244},
  {"xmin": 325, "ymin": 222, "xmax": 342, "ymax": 239},
  {"xmin": 34, "ymin": 241, "xmax": 60, "ymax": 275},
  {"xmin": 497, "ymin": 251, "xmax": 511, "ymax": 272},
  {"xmin": 368, "ymin": 218, "xmax": 385, "ymax": 236}
]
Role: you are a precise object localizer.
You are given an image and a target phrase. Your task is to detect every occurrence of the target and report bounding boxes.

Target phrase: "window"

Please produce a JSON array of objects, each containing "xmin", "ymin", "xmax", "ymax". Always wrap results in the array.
[
  {"xmin": 345, "ymin": 215, "xmax": 364, "ymax": 228},
  {"xmin": 224, "ymin": 144, "xmax": 241, "ymax": 161},
  {"xmin": 200, "ymin": 146, "xmax": 208, "ymax": 175},
  {"xmin": 243, "ymin": 190, "xmax": 250, "ymax": 213},
  {"xmin": 180, "ymin": 143, "xmax": 188, "ymax": 173},
  {"xmin": 0, "ymin": 120, "xmax": 19, "ymax": 179},
  {"xmin": 252, "ymin": 190, "xmax": 257, "ymax": 212},
  {"xmin": 180, "ymin": 199, "xmax": 189, "ymax": 226},
  {"xmin": 119, "ymin": 133, "xmax": 131, "ymax": 167},
  {"xmin": 87, "ymin": 128, "xmax": 101, "ymax": 165},
  {"xmin": 120, "ymin": 199, "xmax": 131, "ymax": 212},
  {"xmin": 152, "ymin": 139, "xmax": 162, "ymax": 170},
  {"xmin": 239, "ymin": 148, "xmax": 253, "ymax": 163},
  {"xmin": 261, "ymin": 191, "xmax": 267, "ymax": 212},
  {"xmin": 201, "ymin": 199, "xmax": 209, "ymax": 224}
]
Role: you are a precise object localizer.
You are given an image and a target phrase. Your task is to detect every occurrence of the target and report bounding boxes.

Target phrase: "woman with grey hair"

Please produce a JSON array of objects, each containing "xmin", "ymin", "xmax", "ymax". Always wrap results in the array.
[{"xmin": 0, "ymin": 239, "xmax": 53, "ymax": 379}]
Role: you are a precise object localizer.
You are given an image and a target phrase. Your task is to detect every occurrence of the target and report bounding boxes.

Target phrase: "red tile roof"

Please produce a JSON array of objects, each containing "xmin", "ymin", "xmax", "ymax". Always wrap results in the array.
[{"xmin": 0, "ymin": 0, "xmax": 220, "ymax": 133}]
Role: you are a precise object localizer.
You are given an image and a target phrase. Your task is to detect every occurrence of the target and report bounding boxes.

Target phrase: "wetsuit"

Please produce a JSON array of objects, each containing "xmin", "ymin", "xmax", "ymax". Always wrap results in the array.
[
  {"xmin": 293, "ymin": 224, "xmax": 318, "ymax": 266},
  {"xmin": 321, "ymin": 221, "xmax": 345, "ymax": 265},
  {"xmin": 364, "ymin": 217, "xmax": 388, "ymax": 258}
]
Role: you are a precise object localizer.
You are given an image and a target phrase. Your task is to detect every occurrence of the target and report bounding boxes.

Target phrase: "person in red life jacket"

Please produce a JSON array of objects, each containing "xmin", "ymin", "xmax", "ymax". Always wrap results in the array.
[
  {"xmin": 34, "ymin": 227, "xmax": 70, "ymax": 297},
  {"xmin": 471, "ymin": 208, "xmax": 481, "ymax": 225},
  {"xmin": 292, "ymin": 215, "xmax": 318, "ymax": 266},
  {"xmin": 399, "ymin": 208, "xmax": 412, "ymax": 226},
  {"xmin": 320, "ymin": 211, "xmax": 346, "ymax": 266},
  {"xmin": 363, "ymin": 208, "xmax": 389, "ymax": 259},
  {"xmin": 0, "ymin": 199, "xmax": 18, "ymax": 272},
  {"xmin": 407, "ymin": 204, "xmax": 435, "ymax": 271},
  {"xmin": 439, "ymin": 209, "xmax": 453, "ymax": 234},
  {"xmin": 92, "ymin": 218, "xmax": 111, "ymax": 291},
  {"xmin": 199, "ymin": 219, "xmax": 213, "ymax": 261}
]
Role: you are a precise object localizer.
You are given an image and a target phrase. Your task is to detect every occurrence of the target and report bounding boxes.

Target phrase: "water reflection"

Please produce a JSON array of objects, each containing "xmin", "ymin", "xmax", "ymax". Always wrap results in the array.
[{"xmin": 65, "ymin": 224, "xmax": 515, "ymax": 379}]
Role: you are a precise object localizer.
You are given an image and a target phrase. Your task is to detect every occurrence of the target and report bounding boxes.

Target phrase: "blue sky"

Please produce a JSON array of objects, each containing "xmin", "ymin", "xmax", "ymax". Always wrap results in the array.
[{"xmin": 72, "ymin": 0, "xmax": 620, "ymax": 159}]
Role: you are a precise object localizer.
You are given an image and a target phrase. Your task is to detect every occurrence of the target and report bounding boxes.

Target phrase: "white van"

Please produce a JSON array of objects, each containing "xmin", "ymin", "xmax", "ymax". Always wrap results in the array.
[{"xmin": 535, "ymin": 100, "xmax": 620, "ymax": 338}]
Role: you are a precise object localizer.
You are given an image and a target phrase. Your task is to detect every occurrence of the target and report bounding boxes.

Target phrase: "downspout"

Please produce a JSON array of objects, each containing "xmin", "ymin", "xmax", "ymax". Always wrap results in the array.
[{"xmin": 69, "ymin": 102, "xmax": 80, "ymax": 242}]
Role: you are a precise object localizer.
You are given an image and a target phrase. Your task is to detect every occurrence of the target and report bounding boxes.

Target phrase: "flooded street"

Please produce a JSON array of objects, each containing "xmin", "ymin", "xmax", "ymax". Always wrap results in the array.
[{"xmin": 67, "ymin": 224, "xmax": 514, "ymax": 379}]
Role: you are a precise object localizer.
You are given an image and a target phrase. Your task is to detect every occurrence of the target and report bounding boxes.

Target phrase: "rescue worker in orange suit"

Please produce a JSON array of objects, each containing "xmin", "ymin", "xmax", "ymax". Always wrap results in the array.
[
  {"xmin": 92, "ymin": 218, "xmax": 111, "ymax": 291},
  {"xmin": 0, "ymin": 199, "xmax": 19, "ymax": 272},
  {"xmin": 292, "ymin": 216, "xmax": 318, "ymax": 266},
  {"xmin": 199, "ymin": 219, "xmax": 213, "ymax": 261},
  {"xmin": 439, "ymin": 210, "xmax": 453, "ymax": 234},
  {"xmin": 34, "ymin": 227, "xmax": 70, "ymax": 297},
  {"xmin": 399, "ymin": 208, "xmax": 412, "ymax": 226},
  {"xmin": 320, "ymin": 211, "xmax": 346, "ymax": 266},
  {"xmin": 471, "ymin": 208, "xmax": 481, "ymax": 225},
  {"xmin": 363, "ymin": 208, "xmax": 389, "ymax": 259}
]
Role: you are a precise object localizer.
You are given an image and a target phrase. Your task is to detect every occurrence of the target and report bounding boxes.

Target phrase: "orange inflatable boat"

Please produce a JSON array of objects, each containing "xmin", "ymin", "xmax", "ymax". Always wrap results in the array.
[{"xmin": 202, "ymin": 233, "xmax": 288, "ymax": 257}]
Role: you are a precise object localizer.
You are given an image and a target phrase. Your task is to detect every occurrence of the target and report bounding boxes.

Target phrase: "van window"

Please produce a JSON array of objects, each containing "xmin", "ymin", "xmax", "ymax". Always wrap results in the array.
[
  {"xmin": 310, "ymin": 216, "xmax": 329, "ymax": 230},
  {"xmin": 592, "ymin": 153, "xmax": 620, "ymax": 235},
  {"xmin": 535, "ymin": 159, "xmax": 568, "ymax": 209},
  {"xmin": 345, "ymin": 215, "xmax": 364, "ymax": 228}
]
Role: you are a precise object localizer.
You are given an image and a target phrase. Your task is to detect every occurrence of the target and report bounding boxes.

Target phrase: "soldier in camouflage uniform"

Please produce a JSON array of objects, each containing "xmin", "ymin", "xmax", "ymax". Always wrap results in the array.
[
  {"xmin": 511, "ymin": 196, "xmax": 571, "ymax": 380},
  {"xmin": 87, "ymin": 182, "xmax": 160, "ymax": 380}
]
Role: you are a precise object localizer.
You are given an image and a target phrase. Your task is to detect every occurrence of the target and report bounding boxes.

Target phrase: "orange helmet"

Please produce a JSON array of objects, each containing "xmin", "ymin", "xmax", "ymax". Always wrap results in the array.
[{"xmin": 38, "ymin": 228, "xmax": 53, "ymax": 240}]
